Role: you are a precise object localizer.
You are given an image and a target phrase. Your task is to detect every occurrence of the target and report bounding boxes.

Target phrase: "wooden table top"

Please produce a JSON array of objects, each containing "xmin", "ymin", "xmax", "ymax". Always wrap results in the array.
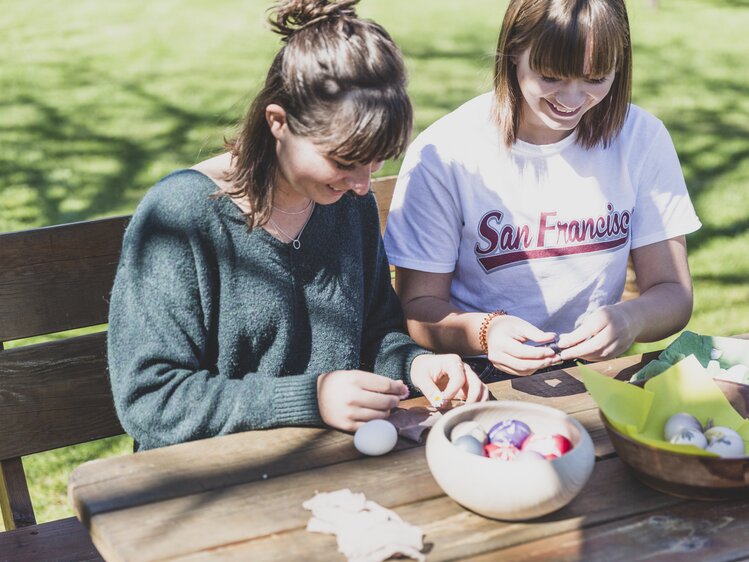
[{"xmin": 69, "ymin": 351, "xmax": 749, "ymax": 562}]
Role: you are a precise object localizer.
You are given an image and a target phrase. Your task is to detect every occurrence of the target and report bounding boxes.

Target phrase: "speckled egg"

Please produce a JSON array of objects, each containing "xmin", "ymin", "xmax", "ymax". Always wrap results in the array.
[
  {"xmin": 704, "ymin": 426, "xmax": 745, "ymax": 458},
  {"xmin": 663, "ymin": 413, "xmax": 702, "ymax": 442},
  {"xmin": 669, "ymin": 427, "xmax": 707, "ymax": 449}
]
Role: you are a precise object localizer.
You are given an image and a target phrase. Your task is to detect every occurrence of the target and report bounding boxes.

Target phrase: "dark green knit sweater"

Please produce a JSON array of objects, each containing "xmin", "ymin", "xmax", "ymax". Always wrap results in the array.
[{"xmin": 108, "ymin": 170, "xmax": 428, "ymax": 450}]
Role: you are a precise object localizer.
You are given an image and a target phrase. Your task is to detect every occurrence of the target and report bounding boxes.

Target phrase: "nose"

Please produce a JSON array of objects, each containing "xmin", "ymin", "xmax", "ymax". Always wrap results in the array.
[
  {"xmin": 345, "ymin": 165, "xmax": 372, "ymax": 196},
  {"xmin": 556, "ymin": 80, "xmax": 586, "ymax": 109}
]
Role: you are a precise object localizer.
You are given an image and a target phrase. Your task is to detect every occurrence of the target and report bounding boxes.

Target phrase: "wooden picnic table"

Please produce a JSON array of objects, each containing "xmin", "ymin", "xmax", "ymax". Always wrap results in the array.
[{"xmin": 68, "ymin": 350, "xmax": 749, "ymax": 562}]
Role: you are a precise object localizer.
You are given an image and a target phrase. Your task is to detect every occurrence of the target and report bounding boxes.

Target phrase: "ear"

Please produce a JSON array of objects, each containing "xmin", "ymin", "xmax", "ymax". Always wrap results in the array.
[{"xmin": 265, "ymin": 104, "xmax": 288, "ymax": 140}]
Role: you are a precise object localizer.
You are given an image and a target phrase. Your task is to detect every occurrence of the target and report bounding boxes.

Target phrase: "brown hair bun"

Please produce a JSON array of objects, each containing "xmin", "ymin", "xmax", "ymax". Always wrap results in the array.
[{"xmin": 269, "ymin": 0, "xmax": 359, "ymax": 39}]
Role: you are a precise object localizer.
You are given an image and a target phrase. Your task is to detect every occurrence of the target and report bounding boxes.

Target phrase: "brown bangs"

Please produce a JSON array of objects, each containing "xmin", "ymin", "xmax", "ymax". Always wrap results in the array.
[
  {"xmin": 494, "ymin": 0, "xmax": 632, "ymax": 149},
  {"xmin": 529, "ymin": 4, "xmax": 623, "ymax": 79},
  {"xmin": 323, "ymin": 87, "xmax": 413, "ymax": 164}
]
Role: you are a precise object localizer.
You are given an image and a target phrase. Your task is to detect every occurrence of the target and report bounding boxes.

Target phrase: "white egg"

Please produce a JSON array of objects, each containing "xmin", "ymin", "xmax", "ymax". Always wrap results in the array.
[
  {"xmin": 450, "ymin": 420, "xmax": 488, "ymax": 445},
  {"xmin": 354, "ymin": 419, "xmax": 398, "ymax": 456},
  {"xmin": 704, "ymin": 426, "xmax": 746, "ymax": 458},
  {"xmin": 663, "ymin": 413, "xmax": 702, "ymax": 441},
  {"xmin": 669, "ymin": 427, "xmax": 707, "ymax": 449}
]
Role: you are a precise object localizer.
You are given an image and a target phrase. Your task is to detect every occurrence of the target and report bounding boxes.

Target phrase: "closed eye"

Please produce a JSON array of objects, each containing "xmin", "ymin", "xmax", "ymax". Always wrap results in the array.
[{"xmin": 332, "ymin": 159, "xmax": 356, "ymax": 171}]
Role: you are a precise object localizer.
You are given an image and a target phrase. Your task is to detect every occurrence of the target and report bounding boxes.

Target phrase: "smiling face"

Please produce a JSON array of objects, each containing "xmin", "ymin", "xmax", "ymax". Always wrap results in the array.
[
  {"xmin": 492, "ymin": 0, "xmax": 632, "ymax": 149},
  {"xmin": 268, "ymin": 103, "xmax": 381, "ymax": 207},
  {"xmin": 515, "ymin": 47, "xmax": 616, "ymax": 145}
]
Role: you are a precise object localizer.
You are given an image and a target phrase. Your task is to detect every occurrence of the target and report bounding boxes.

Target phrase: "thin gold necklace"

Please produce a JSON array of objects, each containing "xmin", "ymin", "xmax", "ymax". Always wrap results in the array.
[
  {"xmin": 267, "ymin": 202, "xmax": 315, "ymax": 250},
  {"xmin": 272, "ymin": 198, "xmax": 313, "ymax": 215}
]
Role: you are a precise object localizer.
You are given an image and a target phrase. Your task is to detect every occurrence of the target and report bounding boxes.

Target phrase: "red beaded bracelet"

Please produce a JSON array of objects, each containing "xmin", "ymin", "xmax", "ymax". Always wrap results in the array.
[{"xmin": 479, "ymin": 310, "xmax": 507, "ymax": 355}]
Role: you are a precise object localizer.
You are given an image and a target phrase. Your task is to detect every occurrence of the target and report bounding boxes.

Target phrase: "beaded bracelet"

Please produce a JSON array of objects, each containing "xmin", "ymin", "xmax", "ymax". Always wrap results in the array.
[{"xmin": 479, "ymin": 309, "xmax": 507, "ymax": 355}]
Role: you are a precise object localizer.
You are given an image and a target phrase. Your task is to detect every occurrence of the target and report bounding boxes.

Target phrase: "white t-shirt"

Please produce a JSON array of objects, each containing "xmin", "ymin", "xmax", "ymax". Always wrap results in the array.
[{"xmin": 384, "ymin": 93, "xmax": 702, "ymax": 334}]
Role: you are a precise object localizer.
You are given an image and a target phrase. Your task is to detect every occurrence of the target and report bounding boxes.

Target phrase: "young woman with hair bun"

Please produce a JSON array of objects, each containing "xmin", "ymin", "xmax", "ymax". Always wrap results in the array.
[{"xmin": 108, "ymin": 0, "xmax": 489, "ymax": 451}]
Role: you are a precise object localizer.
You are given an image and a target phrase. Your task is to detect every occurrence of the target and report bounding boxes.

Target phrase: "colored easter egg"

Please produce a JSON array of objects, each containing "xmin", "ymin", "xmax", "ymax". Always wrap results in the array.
[
  {"xmin": 521, "ymin": 434, "xmax": 572, "ymax": 459},
  {"xmin": 487, "ymin": 419, "xmax": 531, "ymax": 448},
  {"xmin": 704, "ymin": 426, "xmax": 745, "ymax": 458},
  {"xmin": 484, "ymin": 442, "xmax": 519, "ymax": 461},
  {"xmin": 353, "ymin": 419, "xmax": 398, "ymax": 456},
  {"xmin": 669, "ymin": 427, "xmax": 707, "ymax": 449},
  {"xmin": 663, "ymin": 413, "xmax": 702, "ymax": 442},
  {"xmin": 513, "ymin": 449, "xmax": 546, "ymax": 462},
  {"xmin": 452, "ymin": 435, "xmax": 485, "ymax": 456},
  {"xmin": 450, "ymin": 421, "xmax": 488, "ymax": 445}
]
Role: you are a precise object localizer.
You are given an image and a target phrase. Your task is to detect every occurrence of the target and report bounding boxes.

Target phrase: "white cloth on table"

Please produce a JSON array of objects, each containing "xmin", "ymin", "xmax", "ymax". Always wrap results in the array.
[{"xmin": 303, "ymin": 489, "xmax": 425, "ymax": 562}]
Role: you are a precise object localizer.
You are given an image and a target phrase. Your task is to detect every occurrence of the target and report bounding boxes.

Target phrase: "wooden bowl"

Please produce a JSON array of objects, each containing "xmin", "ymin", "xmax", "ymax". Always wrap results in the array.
[
  {"xmin": 426, "ymin": 401, "xmax": 595, "ymax": 520},
  {"xmin": 601, "ymin": 379, "xmax": 749, "ymax": 501}
]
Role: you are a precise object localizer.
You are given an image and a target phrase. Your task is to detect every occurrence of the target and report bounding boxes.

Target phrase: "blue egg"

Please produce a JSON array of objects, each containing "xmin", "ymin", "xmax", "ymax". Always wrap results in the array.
[{"xmin": 453, "ymin": 434, "xmax": 485, "ymax": 456}]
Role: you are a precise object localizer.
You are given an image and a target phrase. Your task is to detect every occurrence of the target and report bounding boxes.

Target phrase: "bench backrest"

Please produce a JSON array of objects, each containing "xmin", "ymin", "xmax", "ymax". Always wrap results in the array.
[{"xmin": 0, "ymin": 175, "xmax": 398, "ymax": 530}]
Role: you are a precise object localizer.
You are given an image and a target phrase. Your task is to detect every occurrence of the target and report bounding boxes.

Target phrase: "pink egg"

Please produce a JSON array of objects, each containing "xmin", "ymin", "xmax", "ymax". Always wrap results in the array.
[
  {"xmin": 521, "ymin": 434, "xmax": 572, "ymax": 459},
  {"xmin": 484, "ymin": 442, "xmax": 520, "ymax": 461}
]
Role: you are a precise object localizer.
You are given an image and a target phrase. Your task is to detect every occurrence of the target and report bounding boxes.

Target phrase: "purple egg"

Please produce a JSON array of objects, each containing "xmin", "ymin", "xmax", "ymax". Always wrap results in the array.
[{"xmin": 488, "ymin": 419, "xmax": 531, "ymax": 448}]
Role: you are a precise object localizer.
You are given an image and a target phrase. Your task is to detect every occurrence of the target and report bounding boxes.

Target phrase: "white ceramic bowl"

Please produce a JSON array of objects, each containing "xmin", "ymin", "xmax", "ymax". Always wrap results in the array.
[{"xmin": 426, "ymin": 401, "xmax": 595, "ymax": 520}]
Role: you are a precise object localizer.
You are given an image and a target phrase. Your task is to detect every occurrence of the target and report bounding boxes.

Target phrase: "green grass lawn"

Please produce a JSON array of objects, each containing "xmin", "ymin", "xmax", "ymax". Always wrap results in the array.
[{"xmin": 1, "ymin": 0, "xmax": 748, "ymax": 527}]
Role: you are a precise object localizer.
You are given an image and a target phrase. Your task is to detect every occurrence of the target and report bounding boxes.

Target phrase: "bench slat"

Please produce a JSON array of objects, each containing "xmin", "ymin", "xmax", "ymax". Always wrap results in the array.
[
  {"xmin": 0, "ymin": 332, "xmax": 123, "ymax": 460},
  {"xmin": 0, "ymin": 216, "xmax": 129, "ymax": 341},
  {"xmin": 0, "ymin": 516, "xmax": 103, "ymax": 562},
  {"xmin": 0, "ymin": 458, "xmax": 36, "ymax": 530},
  {"xmin": 372, "ymin": 176, "xmax": 396, "ymax": 235}
]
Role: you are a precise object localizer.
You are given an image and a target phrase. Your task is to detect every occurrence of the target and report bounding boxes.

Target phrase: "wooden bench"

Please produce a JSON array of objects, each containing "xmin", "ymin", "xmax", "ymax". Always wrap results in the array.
[{"xmin": 0, "ymin": 215, "xmax": 130, "ymax": 561}]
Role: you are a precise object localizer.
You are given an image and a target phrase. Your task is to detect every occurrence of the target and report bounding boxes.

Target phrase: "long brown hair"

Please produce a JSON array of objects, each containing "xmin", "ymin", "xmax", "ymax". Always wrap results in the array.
[
  {"xmin": 493, "ymin": 0, "xmax": 632, "ymax": 149},
  {"xmin": 224, "ymin": 0, "xmax": 412, "ymax": 228}
]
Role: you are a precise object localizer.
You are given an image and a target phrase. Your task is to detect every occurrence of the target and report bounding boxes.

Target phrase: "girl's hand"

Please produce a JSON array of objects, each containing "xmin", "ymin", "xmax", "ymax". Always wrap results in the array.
[
  {"xmin": 557, "ymin": 304, "xmax": 641, "ymax": 362},
  {"xmin": 316, "ymin": 370, "xmax": 408, "ymax": 432},
  {"xmin": 409, "ymin": 354, "xmax": 490, "ymax": 405},
  {"xmin": 486, "ymin": 315, "xmax": 559, "ymax": 376}
]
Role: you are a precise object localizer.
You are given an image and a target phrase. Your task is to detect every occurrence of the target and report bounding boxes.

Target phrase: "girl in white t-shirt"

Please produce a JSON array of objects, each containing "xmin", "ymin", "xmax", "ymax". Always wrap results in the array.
[{"xmin": 384, "ymin": 0, "xmax": 701, "ymax": 380}]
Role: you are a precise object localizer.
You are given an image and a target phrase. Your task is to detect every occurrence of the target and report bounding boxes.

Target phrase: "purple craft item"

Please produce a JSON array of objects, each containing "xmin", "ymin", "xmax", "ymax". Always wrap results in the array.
[{"xmin": 487, "ymin": 419, "xmax": 531, "ymax": 448}]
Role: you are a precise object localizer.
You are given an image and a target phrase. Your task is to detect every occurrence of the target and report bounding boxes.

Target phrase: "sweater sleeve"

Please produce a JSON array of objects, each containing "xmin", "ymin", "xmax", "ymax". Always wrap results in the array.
[
  {"xmin": 107, "ymin": 178, "xmax": 322, "ymax": 450},
  {"xmin": 358, "ymin": 194, "xmax": 432, "ymax": 392}
]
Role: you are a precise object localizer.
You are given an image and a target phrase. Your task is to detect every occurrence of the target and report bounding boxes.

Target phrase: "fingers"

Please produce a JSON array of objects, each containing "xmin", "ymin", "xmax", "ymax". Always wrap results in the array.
[
  {"xmin": 317, "ymin": 370, "xmax": 406, "ymax": 432},
  {"xmin": 557, "ymin": 314, "xmax": 608, "ymax": 361},
  {"xmin": 560, "ymin": 333, "xmax": 616, "ymax": 362},
  {"xmin": 414, "ymin": 375, "xmax": 444, "ymax": 407},
  {"xmin": 488, "ymin": 350, "xmax": 557, "ymax": 376},
  {"xmin": 504, "ymin": 338, "xmax": 559, "ymax": 361},
  {"xmin": 461, "ymin": 364, "xmax": 488, "ymax": 403},
  {"xmin": 357, "ymin": 371, "xmax": 409, "ymax": 397},
  {"xmin": 439, "ymin": 357, "xmax": 472, "ymax": 401},
  {"xmin": 557, "ymin": 312, "xmax": 607, "ymax": 351}
]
